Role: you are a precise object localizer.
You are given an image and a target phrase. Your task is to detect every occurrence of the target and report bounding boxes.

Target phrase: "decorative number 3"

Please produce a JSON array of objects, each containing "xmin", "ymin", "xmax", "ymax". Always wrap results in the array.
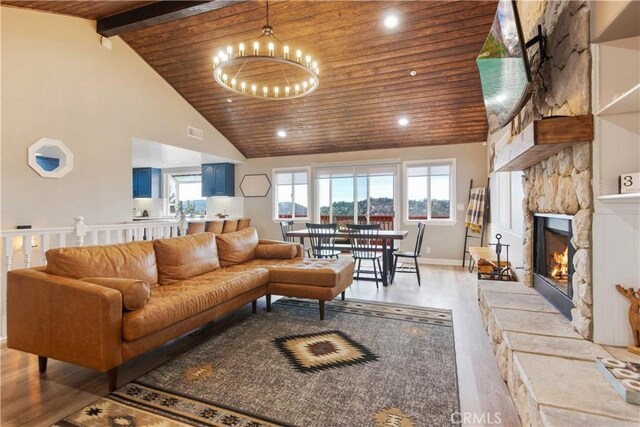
[{"xmin": 623, "ymin": 176, "xmax": 633, "ymax": 187}]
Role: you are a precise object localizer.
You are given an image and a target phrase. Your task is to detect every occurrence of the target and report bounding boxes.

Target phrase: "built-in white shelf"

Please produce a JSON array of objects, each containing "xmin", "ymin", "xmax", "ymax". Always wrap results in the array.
[
  {"xmin": 596, "ymin": 83, "xmax": 640, "ymax": 116},
  {"xmin": 597, "ymin": 192, "xmax": 640, "ymax": 202}
]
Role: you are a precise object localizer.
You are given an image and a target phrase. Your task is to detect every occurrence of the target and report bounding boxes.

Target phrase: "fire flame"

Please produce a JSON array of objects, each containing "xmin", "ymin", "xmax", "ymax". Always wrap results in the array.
[{"xmin": 550, "ymin": 247, "xmax": 569, "ymax": 280}]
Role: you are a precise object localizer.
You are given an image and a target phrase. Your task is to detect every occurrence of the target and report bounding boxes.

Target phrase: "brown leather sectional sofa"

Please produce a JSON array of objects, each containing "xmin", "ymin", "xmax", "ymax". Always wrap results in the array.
[{"xmin": 7, "ymin": 227, "xmax": 354, "ymax": 391}]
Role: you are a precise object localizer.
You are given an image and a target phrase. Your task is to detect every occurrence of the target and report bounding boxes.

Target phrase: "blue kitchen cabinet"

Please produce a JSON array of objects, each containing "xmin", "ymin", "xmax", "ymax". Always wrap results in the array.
[
  {"xmin": 202, "ymin": 163, "xmax": 234, "ymax": 197},
  {"xmin": 132, "ymin": 168, "xmax": 161, "ymax": 198}
]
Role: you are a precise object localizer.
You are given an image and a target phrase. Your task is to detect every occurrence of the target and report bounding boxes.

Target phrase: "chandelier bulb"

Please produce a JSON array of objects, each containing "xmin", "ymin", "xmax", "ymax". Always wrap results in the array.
[
  {"xmin": 274, "ymin": 87, "xmax": 279, "ymax": 97},
  {"xmin": 263, "ymin": 86, "xmax": 268, "ymax": 96},
  {"xmin": 295, "ymin": 84, "xmax": 300, "ymax": 94},
  {"xmin": 296, "ymin": 50, "xmax": 302, "ymax": 62},
  {"xmin": 239, "ymin": 43, "xmax": 245, "ymax": 56},
  {"xmin": 231, "ymin": 78, "xmax": 236, "ymax": 89},
  {"xmin": 227, "ymin": 46, "xmax": 233, "ymax": 56},
  {"xmin": 222, "ymin": 74, "xmax": 228, "ymax": 84},
  {"xmin": 253, "ymin": 41, "xmax": 260, "ymax": 55},
  {"xmin": 241, "ymin": 82, "xmax": 246, "ymax": 92},
  {"xmin": 284, "ymin": 45, "xmax": 289, "ymax": 59},
  {"xmin": 251, "ymin": 84, "xmax": 257, "ymax": 95},
  {"xmin": 213, "ymin": 56, "xmax": 219, "ymax": 66},
  {"xmin": 268, "ymin": 42, "xmax": 275, "ymax": 56},
  {"xmin": 285, "ymin": 86, "xmax": 290, "ymax": 96},
  {"xmin": 303, "ymin": 81, "xmax": 308, "ymax": 90}
]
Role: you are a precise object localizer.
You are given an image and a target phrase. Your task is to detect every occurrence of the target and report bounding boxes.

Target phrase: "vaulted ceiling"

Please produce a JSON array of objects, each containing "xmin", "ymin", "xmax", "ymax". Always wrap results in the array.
[{"xmin": 2, "ymin": 0, "xmax": 497, "ymax": 158}]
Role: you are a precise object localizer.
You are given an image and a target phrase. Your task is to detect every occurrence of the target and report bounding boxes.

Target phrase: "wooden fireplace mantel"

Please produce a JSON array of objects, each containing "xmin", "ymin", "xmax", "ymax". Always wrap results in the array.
[{"xmin": 494, "ymin": 115, "xmax": 594, "ymax": 172}]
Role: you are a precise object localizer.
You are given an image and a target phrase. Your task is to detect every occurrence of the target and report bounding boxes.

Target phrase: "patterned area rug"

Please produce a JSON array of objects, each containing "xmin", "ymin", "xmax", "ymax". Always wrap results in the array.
[{"xmin": 55, "ymin": 299, "xmax": 459, "ymax": 427}]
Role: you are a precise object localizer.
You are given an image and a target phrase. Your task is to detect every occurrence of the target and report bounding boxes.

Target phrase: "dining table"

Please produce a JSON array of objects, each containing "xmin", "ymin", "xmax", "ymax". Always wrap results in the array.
[{"xmin": 285, "ymin": 228, "xmax": 409, "ymax": 287}]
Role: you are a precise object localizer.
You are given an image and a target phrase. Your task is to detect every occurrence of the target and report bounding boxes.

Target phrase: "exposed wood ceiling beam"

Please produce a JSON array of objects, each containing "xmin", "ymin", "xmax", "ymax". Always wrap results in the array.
[{"xmin": 97, "ymin": 1, "xmax": 241, "ymax": 37}]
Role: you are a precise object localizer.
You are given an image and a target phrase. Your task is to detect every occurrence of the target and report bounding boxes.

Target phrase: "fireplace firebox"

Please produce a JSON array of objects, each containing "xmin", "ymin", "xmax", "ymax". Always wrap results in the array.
[{"xmin": 533, "ymin": 214, "xmax": 575, "ymax": 319}]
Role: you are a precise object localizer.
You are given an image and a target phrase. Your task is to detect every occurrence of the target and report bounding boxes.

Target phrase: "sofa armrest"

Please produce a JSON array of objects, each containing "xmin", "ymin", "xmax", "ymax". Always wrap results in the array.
[
  {"xmin": 7, "ymin": 268, "xmax": 123, "ymax": 372},
  {"xmin": 258, "ymin": 239, "xmax": 304, "ymax": 258}
]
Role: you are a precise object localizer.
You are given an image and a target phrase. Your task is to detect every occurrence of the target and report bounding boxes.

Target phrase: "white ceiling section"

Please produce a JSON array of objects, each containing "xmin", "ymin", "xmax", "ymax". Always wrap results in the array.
[{"xmin": 131, "ymin": 138, "xmax": 241, "ymax": 168}]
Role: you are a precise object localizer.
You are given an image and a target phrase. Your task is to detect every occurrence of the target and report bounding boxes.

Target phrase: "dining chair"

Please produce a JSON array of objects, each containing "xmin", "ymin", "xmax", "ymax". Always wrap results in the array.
[
  {"xmin": 280, "ymin": 220, "xmax": 312, "ymax": 257},
  {"xmin": 347, "ymin": 223, "xmax": 383, "ymax": 288},
  {"xmin": 306, "ymin": 223, "xmax": 341, "ymax": 259},
  {"xmin": 280, "ymin": 220, "xmax": 295, "ymax": 242},
  {"xmin": 392, "ymin": 221, "xmax": 426, "ymax": 286}
]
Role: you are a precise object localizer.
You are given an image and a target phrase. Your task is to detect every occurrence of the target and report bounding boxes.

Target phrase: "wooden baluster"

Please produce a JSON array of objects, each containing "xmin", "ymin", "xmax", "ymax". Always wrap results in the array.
[
  {"xmin": 3, "ymin": 237, "xmax": 13, "ymax": 272},
  {"xmin": 126, "ymin": 228, "xmax": 133, "ymax": 242},
  {"xmin": 105, "ymin": 230, "xmax": 112, "ymax": 245},
  {"xmin": 58, "ymin": 232, "xmax": 66, "ymax": 248},
  {"xmin": 22, "ymin": 235, "xmax": 32, "ymax": 268},
  {"xmin": 40, "ymin": 234, "xmax": 50, "ymax": 265},
  {"xmin": 73, "ymin": 216, "xmax": 87, "ymax": 246}
]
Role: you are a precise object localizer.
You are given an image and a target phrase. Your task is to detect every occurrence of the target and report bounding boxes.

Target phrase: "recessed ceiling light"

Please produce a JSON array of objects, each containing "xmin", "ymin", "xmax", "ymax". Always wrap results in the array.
[
  {"xmin": 409, "ymin": 70, "xmax": 417, "ymax": 77},
  {"xmin": 383, "ymin": 14, "xmax": 400, "ymax": 30},
  {"xmin": 226, "ymin": 98, "xmax": 233, "ymax": 103},
  {"xmin": 277, "ymin": 130, "xmax": 287, "ymax": 138},
  {"xmin": 398, "ymin": 117, "xmax": 409, "ymax": 126}
]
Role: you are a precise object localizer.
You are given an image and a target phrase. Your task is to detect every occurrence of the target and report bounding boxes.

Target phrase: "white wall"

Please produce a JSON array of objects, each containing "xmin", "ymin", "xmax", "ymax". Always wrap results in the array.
[
  {"xmin": 238, "ymin": 143, "xmax": 487, "ymax": 263},
  {"xmin": 0, "ymin": 7, "xmax": 245, "ymax": 229},
  {"xmin": 487, "ymin": 127, "xmax": 525, "ymax": 279}
]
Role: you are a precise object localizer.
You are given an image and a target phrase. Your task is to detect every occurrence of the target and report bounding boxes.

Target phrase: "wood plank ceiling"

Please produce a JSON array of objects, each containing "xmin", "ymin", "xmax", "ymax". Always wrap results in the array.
[
  {"xmin": 0, "ymin": 1, "xmax": 157, "ymax": 20},
  {"xmin": 2, "ymin": 0, "xmax": 497, "ymax": 158}
]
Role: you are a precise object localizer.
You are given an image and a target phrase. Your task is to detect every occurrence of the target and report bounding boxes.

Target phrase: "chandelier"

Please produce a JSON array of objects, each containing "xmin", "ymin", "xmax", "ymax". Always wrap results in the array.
[{"xmin": 212, "ymin": 1, "xmax": 319, "ymax": 100}]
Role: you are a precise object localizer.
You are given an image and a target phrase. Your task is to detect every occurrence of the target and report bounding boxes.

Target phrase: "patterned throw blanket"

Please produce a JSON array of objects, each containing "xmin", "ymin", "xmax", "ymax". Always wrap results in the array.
[{"xmin": 465, "ymin": 187, "xmax": 486, "ymax": 233}]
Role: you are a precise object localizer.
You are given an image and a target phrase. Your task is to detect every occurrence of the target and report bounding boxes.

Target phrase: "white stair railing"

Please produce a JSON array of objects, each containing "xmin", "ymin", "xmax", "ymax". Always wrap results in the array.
[{"xmin": 0, "ymin": 215, "xmax": 188, "ymax": 339}]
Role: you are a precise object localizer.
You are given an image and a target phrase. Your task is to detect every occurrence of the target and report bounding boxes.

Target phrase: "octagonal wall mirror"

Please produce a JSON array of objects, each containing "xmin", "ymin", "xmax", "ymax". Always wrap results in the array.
[{"xmin": 28, "ymin": 138, "xmax": 74, "ymax": 178}]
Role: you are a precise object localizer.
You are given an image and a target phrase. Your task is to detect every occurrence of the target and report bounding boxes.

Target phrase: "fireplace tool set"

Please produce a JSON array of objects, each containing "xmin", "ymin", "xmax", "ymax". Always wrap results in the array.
[{"xmin": 477, "ymin": 233, "xmax": 512, "ymax": 281}]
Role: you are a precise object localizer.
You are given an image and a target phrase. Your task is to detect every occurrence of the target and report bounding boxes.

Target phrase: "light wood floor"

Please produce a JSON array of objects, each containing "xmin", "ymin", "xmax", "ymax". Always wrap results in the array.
[{"xmin": 1, "ymin": 265, "xmax": 520, "ymax": 426}]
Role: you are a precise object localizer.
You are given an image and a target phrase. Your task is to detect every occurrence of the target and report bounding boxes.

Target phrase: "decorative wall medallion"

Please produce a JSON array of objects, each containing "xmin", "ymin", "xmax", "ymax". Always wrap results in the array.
[
  {"xmin": 240, "ymin": 173, "xmax": 271, "ymax": 197},
  {"xmin": 274, "ymin": 330, "xmax": 378, "ymax": 373}
]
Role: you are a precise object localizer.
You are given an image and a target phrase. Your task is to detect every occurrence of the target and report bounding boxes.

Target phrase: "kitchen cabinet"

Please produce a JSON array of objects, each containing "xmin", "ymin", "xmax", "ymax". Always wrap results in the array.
[
  {"xmin": 202, "ymin": 163, "xmax": 234, "ymax": 197},
  {"xmin": 132, "ymin": 168, "xmax": 161, "ymax": 198}
]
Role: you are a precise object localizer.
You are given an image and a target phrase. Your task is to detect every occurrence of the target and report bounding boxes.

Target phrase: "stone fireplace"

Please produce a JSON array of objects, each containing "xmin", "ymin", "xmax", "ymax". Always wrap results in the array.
[
  {"xmin": 533, "ymin": 213, "xmax": 575, "ymax": 318},
  {"xmin": 522, "ymin": 144, "xmax": 592, "ymax": 339}
]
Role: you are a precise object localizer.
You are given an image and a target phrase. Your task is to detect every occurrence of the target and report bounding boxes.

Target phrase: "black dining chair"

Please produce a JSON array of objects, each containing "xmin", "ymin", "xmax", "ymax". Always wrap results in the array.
[
  {"xmin": 347, "ymin": 223, "xmax": 383, "ymax": 288},
  {"xmin": 306, "ymin": 223, "xmax": 341, "ymax": 259},
  {"xmin": 280, "ymin": 220, "xmax": 311, "ymax": 257},
  {"xmin": 392, "ymin": 221, "xmax": 426, "ymax": 286},
  {"xmin": 280, "ymin": 220, "xmax": 295, "ymax": 242}
]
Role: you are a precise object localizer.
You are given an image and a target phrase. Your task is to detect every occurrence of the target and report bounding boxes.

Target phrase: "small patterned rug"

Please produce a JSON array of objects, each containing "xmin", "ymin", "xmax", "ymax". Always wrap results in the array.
[{"xmin": 54, "ymin": 299, "xmax": 459, "ymax": 427}]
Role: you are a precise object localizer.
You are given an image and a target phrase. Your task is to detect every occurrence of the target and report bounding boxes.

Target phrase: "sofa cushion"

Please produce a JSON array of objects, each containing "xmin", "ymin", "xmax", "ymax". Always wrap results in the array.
[
  {"xmin": 215, "ymin": 227, "xmax": 259, "ymax": 267},
  {"xmin": 153, "ymin": 233, "xmax": 220, "ymax": 285},
  {"xmin": 82, "ymin": 277, "xmax": 151, "ymax": 311},
  {"xmin": 255, "ymin": 243, "xmax": 297, "ymax": 259},
  {"xmin": 122, "ymin": 268, "xmax": 269, "ymax": 341},
  {"xmin": 46, "ymin": 241, "xmax": 158, "ymax": 285}
]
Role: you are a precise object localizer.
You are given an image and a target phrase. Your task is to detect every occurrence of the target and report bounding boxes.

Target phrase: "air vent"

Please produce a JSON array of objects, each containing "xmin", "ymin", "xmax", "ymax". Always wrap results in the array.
[{"xmin": 187, "ymin": 126, "xmax": 203, "ymax": 140}]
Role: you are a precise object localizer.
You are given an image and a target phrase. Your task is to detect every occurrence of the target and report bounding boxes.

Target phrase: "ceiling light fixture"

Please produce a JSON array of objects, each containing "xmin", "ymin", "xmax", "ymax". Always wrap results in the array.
[
  {"xmin": 383, "ymin": 14, "xmax": 400, "ymax": 29},
  {"xmin": 398, "ymin": 117, "xmax": 409, "ymax": 126},
  {"xmin": 409, "ymin": 70, "xmax": 417, "ymax": 77},
  {"xmin": 212, "ymin": 1, "xmax": 319, "ymax": 100},
  {"xmin": 277, "ymin": 130, "xmax": 288, "ymax": 138}
]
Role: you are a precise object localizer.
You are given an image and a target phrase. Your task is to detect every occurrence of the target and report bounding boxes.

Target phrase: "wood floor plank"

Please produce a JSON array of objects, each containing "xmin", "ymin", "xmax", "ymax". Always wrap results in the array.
[{"xmin": 0, "ymin": 265, "xmax": 520, "ymax": 427}]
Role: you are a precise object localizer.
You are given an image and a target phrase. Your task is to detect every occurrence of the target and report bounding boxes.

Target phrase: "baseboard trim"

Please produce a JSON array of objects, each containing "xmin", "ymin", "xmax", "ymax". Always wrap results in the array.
[{"xmin": 416, "ymin": 257, "xmax": 463, "ymax": 266}]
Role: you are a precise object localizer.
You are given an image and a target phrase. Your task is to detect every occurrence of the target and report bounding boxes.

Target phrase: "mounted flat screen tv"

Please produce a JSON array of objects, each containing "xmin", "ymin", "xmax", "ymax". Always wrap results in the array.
[{"xmin": 476, "ymin": 0, "xmax": 533, "ymax": 134}]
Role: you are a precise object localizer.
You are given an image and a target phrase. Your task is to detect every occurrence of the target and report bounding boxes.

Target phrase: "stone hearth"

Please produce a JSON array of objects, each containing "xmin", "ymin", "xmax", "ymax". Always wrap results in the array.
[{"xmin": 478, "ymin": 281, "xmax": 640, "ymax": 426}]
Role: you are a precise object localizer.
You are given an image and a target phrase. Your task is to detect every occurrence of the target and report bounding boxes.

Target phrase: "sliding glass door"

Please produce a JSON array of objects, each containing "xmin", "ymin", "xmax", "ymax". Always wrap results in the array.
[{"xmin": 316, "ymin": 164, "xmax": 397, "ymax": 229}]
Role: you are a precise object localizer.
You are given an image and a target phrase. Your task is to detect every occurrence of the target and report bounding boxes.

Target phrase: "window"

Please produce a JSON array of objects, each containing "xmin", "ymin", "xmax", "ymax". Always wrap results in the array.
[
  {"xmin": 273, "ymin": 168, "xmax": 310, "ymax": 220},
  {"xmin": 167, "ymin": 174, "xmax": 206, "ymax": 215},
  {"xmin": 315, "ymin": 163, "xmax": 397, "ymax": 229},
  {"xmin": 404, "ymin": 159, "xmax": 455, "ymax": 223}
]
